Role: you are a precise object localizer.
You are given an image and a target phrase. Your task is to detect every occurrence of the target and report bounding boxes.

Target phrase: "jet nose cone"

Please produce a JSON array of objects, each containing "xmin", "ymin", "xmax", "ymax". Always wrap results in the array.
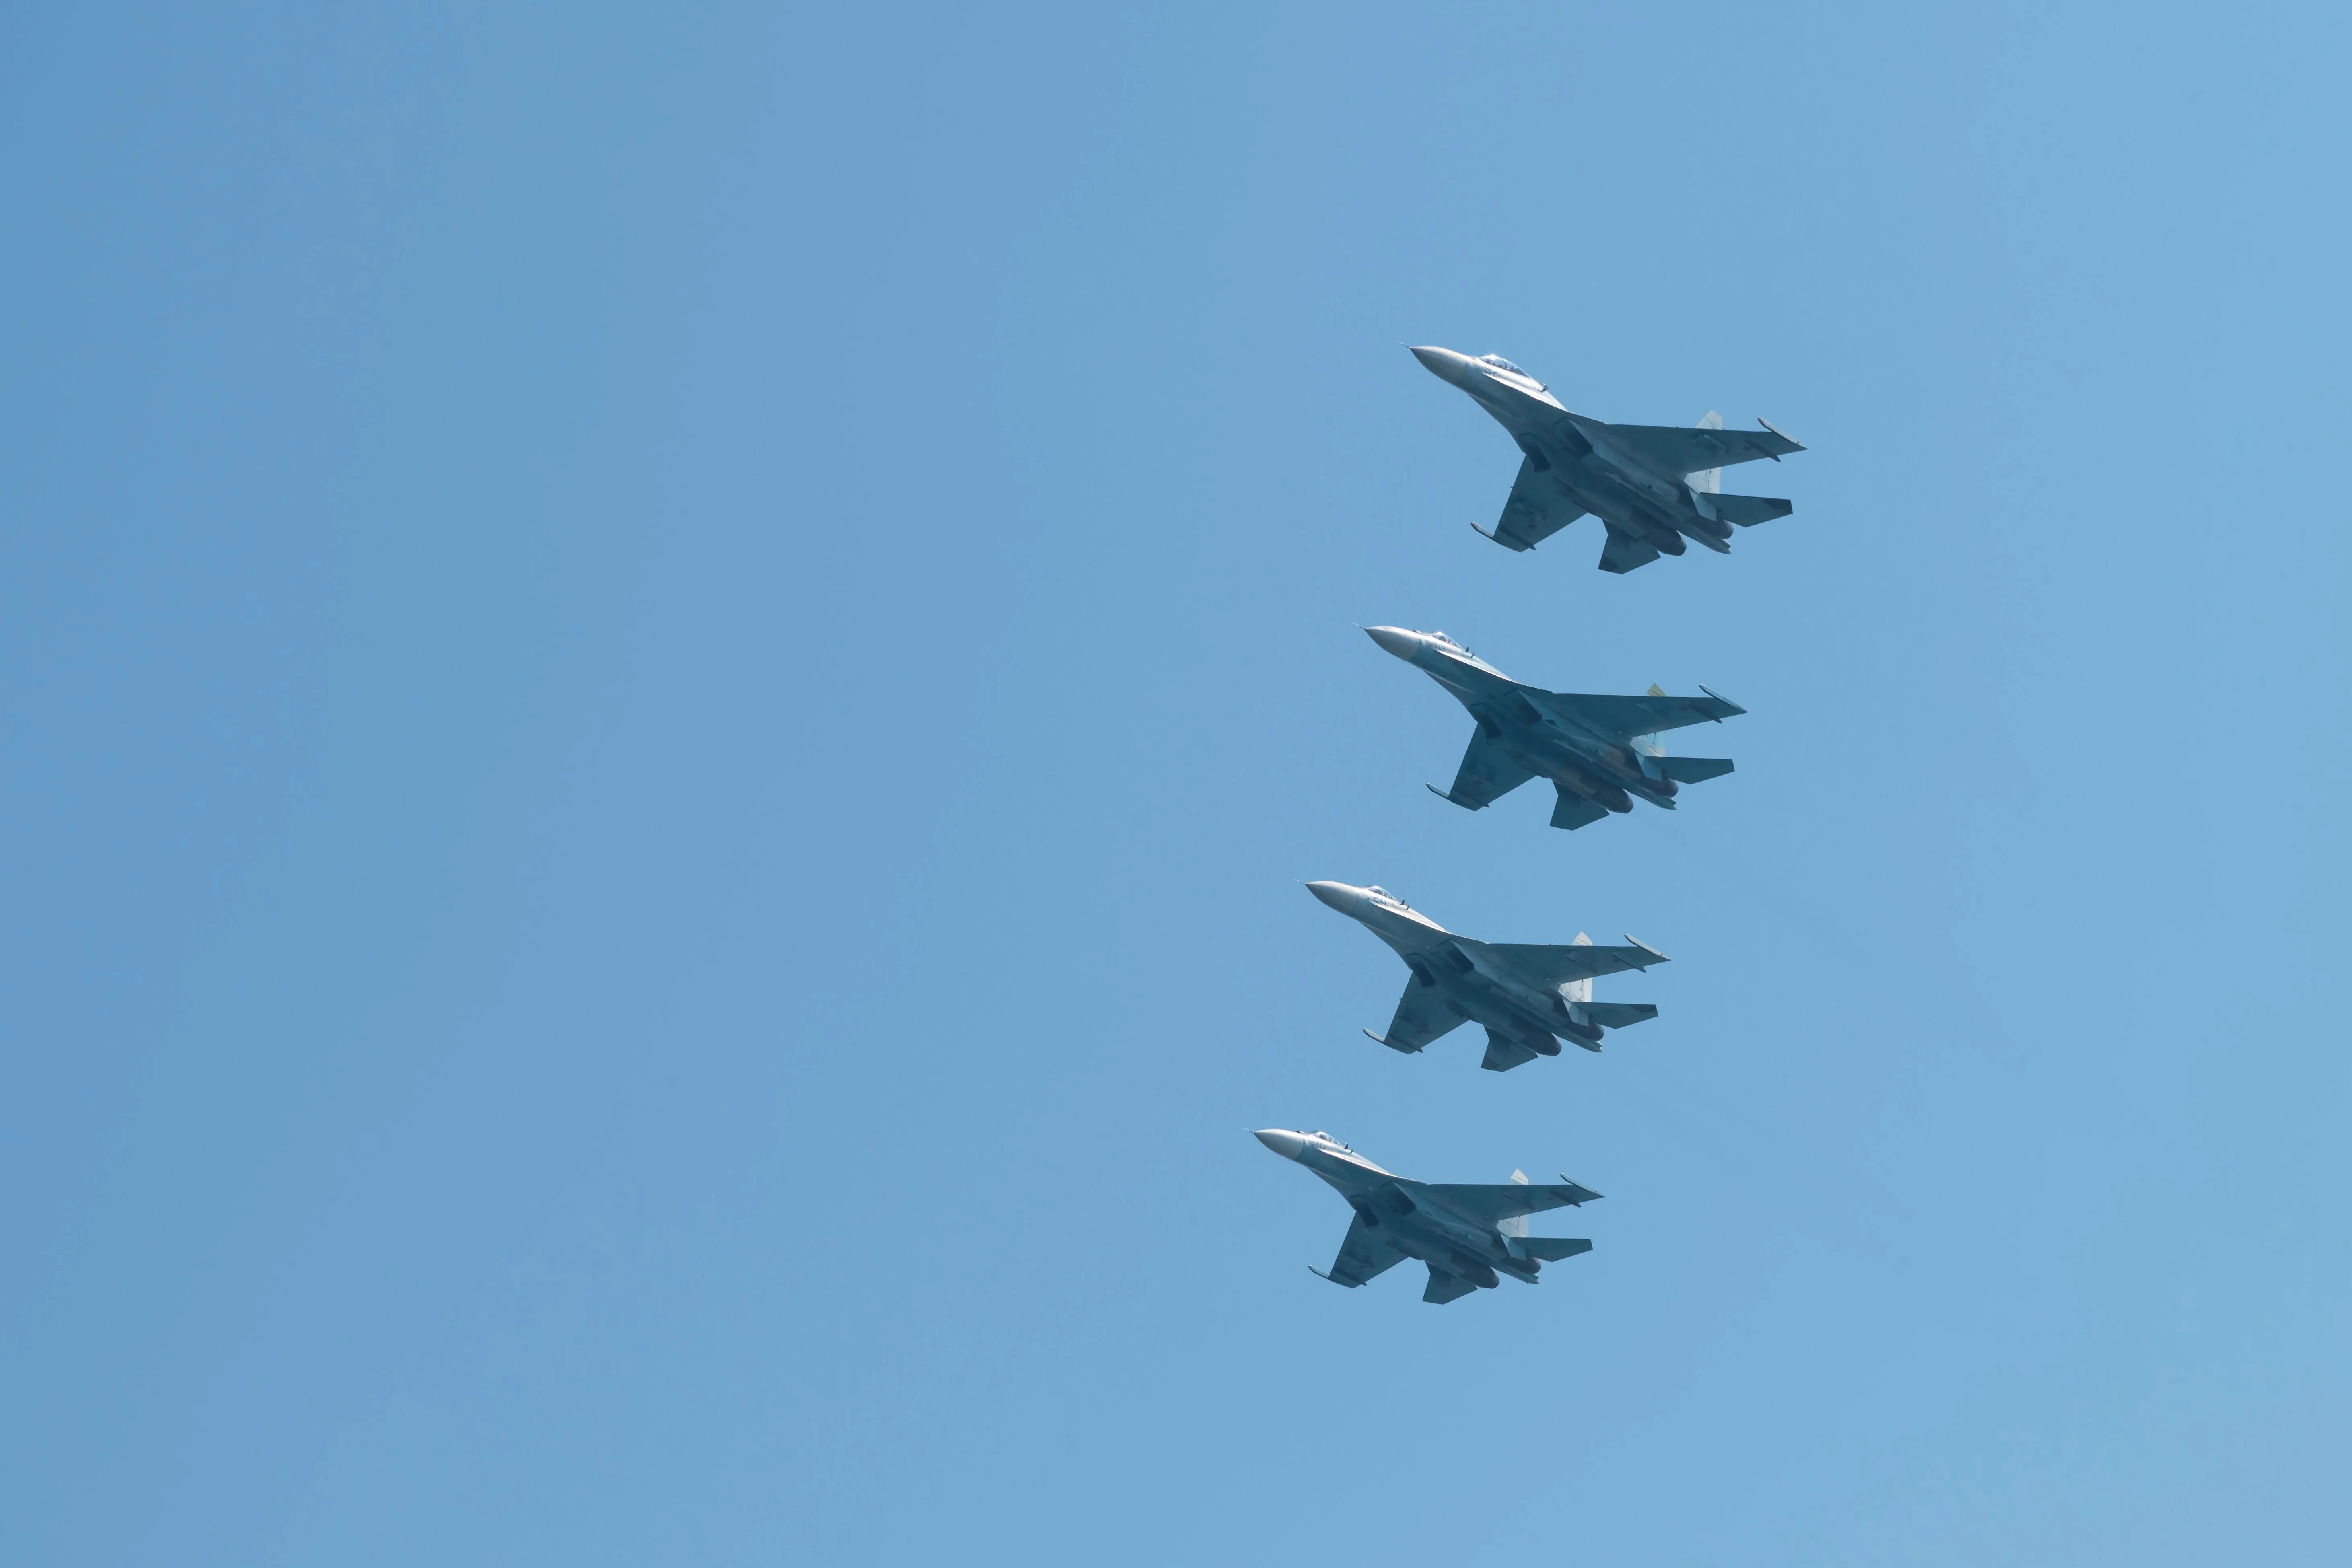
[
  {"xmin": 1305, "ymin": 881, "xmax": 1357, "ymax": 912},
  {"xmin": 1409, "ymin": 344, "xmax": 1468, "ymax": 384},
  {"xmin": 1363, "ymin": 625, "xmax": 1421, "ymax": 661},
  {"xmin": 1253, "ymin": 1128, "xmax": 1308, "ymax": 1161}
]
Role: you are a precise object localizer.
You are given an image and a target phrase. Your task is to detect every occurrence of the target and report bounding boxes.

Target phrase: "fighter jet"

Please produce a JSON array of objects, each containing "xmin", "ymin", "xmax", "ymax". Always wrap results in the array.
[
  {"xmin": 1365, "ymin": 625, "xmax": 1743, "ymax": 830},
  {"xmin": 1254, "ymin": 1128, "xmax": 1598, "ymax": 1304},
  {"xmin": 1409, "ymin": 344, "xmax": 1806, "ymax": 572},
  {"xmin": 1305, "ymin": 881, "xmax": 1665, "ymax": 1071}
]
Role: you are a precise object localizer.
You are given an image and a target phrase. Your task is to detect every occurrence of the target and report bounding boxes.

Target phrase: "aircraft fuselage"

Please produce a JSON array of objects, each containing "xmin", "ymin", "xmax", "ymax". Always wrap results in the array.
[
  {"xmin": 1289, "ymin": 1141, "xmax": 1543, "ymax": 1286},
  {"xmin": 1416, "ymin": 657, "xmax": 1680, "ymax": 812},
  {"xmin": 1460, "ymin": 374, "xmax": 1727, "ymax": 555}
]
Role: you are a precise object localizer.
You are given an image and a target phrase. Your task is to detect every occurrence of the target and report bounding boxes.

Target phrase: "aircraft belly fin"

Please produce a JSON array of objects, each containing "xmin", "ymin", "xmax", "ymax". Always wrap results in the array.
[
  {"xmin": 1597, "ymin": 526, "xmax": 1662, "ymax": 575},
  {"xmin": 1550, "ymin": 788, "xmax": 1610, "ymax": 831},
  {"xmin": 1479, "ymin": 1027, "xmax": 1550, "ymax": 1072},
  {"xmin": 1578, "ymin": 1001, "xmax": 1658, "ymax": 1029},
  {"xmin": 1422, "ymin": 1267, "xmax": 1479, "ymax": 1305},
  {"xmin": 1518, "ymin": 1237, "xmax": 1592, "ymax": 1262}
]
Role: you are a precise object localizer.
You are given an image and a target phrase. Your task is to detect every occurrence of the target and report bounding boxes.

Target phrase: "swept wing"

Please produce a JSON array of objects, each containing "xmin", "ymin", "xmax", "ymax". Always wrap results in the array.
[
  {"xmin": 1419, "ymin": 1177, "xmax": 1603, "ymax": 1224},
  {"xmin": 1371, "ymin": 978, "xmax": 1467, "ymax": 1053},
  {"xmin": 1321, "ymin": 1213, "xmax": 1409, "ymax": 1287},
  {"xmin": 1438, "ymin": 726, "xmax": 1536, "ymax": 809},
  {"xmin": 1604, "ymin": 420, "xmax": 1804, "ymax": 477},
  {"xmin": 1540, "ymin": 688, "xmax": 1744, "ymax": 740},
  {"xmin": 1485, "ymin": 455, "xmax": 1587, "ymax": 551},
  {"xmin": 1479, "ymin": 938, "xmax": 1666, "ymax": 986}
]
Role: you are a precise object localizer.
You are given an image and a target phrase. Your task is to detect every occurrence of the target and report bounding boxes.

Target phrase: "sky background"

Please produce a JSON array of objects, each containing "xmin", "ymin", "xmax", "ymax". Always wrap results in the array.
[{"xmin": 4, "ymin": 4, "xmax": 2349, "ymax": 1563}]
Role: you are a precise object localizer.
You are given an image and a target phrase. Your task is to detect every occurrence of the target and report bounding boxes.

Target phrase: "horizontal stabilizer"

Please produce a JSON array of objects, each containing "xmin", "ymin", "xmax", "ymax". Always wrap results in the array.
[
  {"xmin": 1518, "ymin": 1237, "xmax": 1593, "ymax": 1262},
  {"xmin": 1579, "ymin": 1001, "xmax": 1658, "ymax": 1029},
  {"xmin": 1709, "ymin": 493, "xmax": 1792, "ymax": 527},
  {"xmin": 1654, "ymin": 755, "xmax": 1734, "ymax": 784}
]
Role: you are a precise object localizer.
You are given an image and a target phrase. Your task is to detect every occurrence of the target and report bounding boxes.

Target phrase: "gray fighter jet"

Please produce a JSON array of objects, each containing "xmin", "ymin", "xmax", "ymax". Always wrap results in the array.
[
  {"xmin": 1305, "ymin": 881, "xmax": 1665, "ymax": 1070},
  {"xmin": 1254, "ymin": 1128, "xmax": 1598, "ymax": 1304},
  {"xmin": 1365, "ymin": 625, "xmax": 1743, "ymax": 830},
  {"xmin": 1409, "ymin": 344, "xmax": 1806, "ymax": 572}
]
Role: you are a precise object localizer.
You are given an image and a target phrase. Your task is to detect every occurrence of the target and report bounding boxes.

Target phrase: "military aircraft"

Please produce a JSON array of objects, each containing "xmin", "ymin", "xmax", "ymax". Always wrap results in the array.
[
  {"xmin": 1365, "ymin": 625, "xmax": 1743, "ymax": 830},
  {"xmin": 1409, "ymin": 344, "xmax": 1806, "ymax": 572},
  {"xmin": 1254, "ymin": 1128, "xmax": 1598, "ymax": 1304},
  {"xmin": 1305, "ymin": 880, "xmax": 1664, "ymax": 1070}
]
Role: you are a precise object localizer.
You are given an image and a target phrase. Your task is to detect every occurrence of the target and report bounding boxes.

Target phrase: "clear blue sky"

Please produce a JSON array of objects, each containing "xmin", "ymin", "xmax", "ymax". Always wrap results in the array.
[{"xmin": 4, "ymin": 4, "xmax": 2348, "ymax": 1563}]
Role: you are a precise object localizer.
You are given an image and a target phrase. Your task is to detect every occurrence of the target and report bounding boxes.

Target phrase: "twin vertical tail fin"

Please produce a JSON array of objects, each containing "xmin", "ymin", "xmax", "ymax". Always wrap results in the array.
[
  {"xmin": 1631, "ymin": 689, "xmax": 1667, "ymax": 759},
  {"xmin": 1499, "ymin": 1169, "xmax": 1530, "ymax": 1238},
  {"xmin": 1562, "ymin": 933, "xmax": 1594, "ymax": 1006},
  {"xmin": 1688, "ymin": 410, "xmax": 1723, "ymax": 494}
]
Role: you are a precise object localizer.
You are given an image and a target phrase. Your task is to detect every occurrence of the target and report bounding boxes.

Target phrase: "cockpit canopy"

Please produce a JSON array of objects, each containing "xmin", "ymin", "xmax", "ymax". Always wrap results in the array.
[
  {"xmin": 1365, "ymin": 885, "xmax": 1408, "ymax": 907},
  {"xmin": 1305, "ymin": 1130, "xmax": 1353, "ymax": 1151},
  {"xmin": 1477, "ymin": 352, "xmax": 1545, "ymax": 388},
  {"xmin": 1428, "ymin": 630, "xmax": 1472, "ymax": 655}
]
